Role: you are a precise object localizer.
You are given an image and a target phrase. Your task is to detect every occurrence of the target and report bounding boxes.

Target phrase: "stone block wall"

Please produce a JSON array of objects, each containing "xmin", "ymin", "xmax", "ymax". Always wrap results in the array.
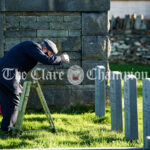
[{"xmin": 0, "ymin": 0, "xmax": 110, "ymax": 109}]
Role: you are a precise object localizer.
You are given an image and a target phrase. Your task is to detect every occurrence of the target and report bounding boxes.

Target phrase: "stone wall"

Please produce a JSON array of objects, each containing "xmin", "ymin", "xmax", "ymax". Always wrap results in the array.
[
  {"xmin": 109, "ymin": 14, "xmax": 150, "ymax": 65},
  {"xmin": 0, "ymin": 0, "xmax": 110, "ymax": 109}
]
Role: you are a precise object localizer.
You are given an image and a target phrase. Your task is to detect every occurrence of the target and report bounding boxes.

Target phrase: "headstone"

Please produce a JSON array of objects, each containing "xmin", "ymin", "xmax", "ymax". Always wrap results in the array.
[
  {"xmin": 145, "ymin": 136, "xmax": 150, "ymax": 149},
  {"xmin": 141, "ymin": 19, "xmax": 147, "ymax": 30},
  {"xmin": 131, "ymin": 14, "xmax": 136, "ymax": 29},
  {"xmin": 116, "ymin": 16, "xmax": 121, "ymax": 30},
  {"xmin": 124, "ymin": 75, "xmax": 138, "ymax": 140},
  {"xmin": 120, "ymin": 18, "xmax": 124, "ymax": 29},
  {"xmin": 110, "ymin": 71, "xmax": 123, "ymax": 132},
  {"xmin": 143, "ymin": 79, "xmax": 150, "ymax": 147},
  {"xmin": 110, "ymin": 15, "xmax": 116, "ymax": 30},
  {"xmin": 95, "ymin": 66, "xmax": 106, "ymax": 118},
  {"xmin": 134, "ymin": 15, "xmax": 142, "ymax": 30},
  {"xmin": 124, "ymin": 15, "xmax": 130, "ymax": 30}
]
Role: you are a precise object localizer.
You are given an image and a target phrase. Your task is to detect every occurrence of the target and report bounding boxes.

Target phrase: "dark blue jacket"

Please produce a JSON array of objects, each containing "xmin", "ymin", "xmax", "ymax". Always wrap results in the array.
[{"xmin": 0, "ymin": 41, "xmax": 61, "ymax": 95}]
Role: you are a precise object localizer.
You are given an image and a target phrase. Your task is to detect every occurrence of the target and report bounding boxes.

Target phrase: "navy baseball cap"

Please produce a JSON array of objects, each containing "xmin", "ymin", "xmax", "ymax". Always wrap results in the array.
[{"xmin": 43, "ymin": 39, "xmax": 58, "ymax": 54}]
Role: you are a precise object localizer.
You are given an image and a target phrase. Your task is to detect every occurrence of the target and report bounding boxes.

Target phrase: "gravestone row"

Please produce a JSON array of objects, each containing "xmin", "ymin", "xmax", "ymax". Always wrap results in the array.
[
  {"xmin": 95, "ymin": 66, "xmax": 150, "ymax": 148},
  {"xmin": 110, "ymin": 14, "xmax": 148, "ymax": 30}
]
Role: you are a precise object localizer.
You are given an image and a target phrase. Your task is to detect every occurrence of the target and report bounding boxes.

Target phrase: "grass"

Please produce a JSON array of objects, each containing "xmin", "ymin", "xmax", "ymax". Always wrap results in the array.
[{"xmin": 0, "ymin": 63, "xmax": 148, "ymax": 148}]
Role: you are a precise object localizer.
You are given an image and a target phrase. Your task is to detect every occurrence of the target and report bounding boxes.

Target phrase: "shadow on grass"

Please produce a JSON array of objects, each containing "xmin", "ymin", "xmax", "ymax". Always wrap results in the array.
[
  {"xmin": 57, "ymin": 134, "xmax": 125, "ymax": 146},
  {"xmin": 0, "ymin": 130, "xmax": 10, "ymax": 140},
  {"xmin": 19, "ymin": 134, "xmax": 37, "ymax": 140},
  {"xmin": 57, "ymin": 124, "xmax": 134, "ymax": 146},
  {"xmin": 24, "ymin": 116, "xmax": 72, "ymax": 126},
  {"xmin": 26, "ymin": 104, "xmax": 95, "ymax": 115},
  {"xmin": 93, "ymin": 116, "xmax": 111, "ymax": 124},
  {"xmin": 52, "ymin": 105, "xmax": 95, "ymax": 114},
  {"xmin": 70, "ymin": 127, "xmax": 113, "ymax": 137},
  {"xmin": 98, "ymin": 127, "xmax": 113, "ymax": 133},
  {"xmin": 24, "ymin": 117, "xmax": 47, "ymax": 122},
  {"xmin": 0, "ymin": 129, "xmax": 38, "ymax": 140},
  {"xmin": 0, "ymin": 139, "xmax": 32, "ymax": 149}
]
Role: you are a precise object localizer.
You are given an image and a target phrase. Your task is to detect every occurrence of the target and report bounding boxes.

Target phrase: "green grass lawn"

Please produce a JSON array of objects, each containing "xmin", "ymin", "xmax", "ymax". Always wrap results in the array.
[{"xmin": 0, "ymin": 63, "xmax": 148, "ymax": 148}]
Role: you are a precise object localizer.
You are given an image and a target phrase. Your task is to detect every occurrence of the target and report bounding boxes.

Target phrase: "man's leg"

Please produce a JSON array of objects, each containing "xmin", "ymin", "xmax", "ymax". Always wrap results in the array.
[
  {"xmin": 1, "ymin": 101, "xmax": 18, "ymax": 131},
  {"xmin": 0, "ymin": 85, "xmax": 20, "ymax": 132}
]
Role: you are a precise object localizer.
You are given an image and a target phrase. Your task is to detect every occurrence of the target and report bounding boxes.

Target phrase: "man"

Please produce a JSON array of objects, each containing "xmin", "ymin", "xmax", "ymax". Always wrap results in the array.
[{"xmin": 0, "ymin": 39, "xmax": 69, "ymax": 132}]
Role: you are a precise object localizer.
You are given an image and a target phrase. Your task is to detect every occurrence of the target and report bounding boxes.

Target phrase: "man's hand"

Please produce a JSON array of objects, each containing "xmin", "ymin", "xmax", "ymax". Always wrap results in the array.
[
  {"xmin": 19, "ymin": 84, "xmax": 23, "ymax": 91},
  {"xmin": 19, "ymin": 84, "xmax": 23, "ymax": 96},
  {"xmin": 61, "ymin": 53, "xmax": 70, "ymax": 63}
]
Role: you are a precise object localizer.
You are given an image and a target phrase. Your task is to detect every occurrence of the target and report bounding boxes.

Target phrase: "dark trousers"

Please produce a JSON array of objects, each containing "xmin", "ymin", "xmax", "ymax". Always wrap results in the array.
[{"xmin": 0, "ymin": 83, "xmax": 20, "ymax": 131}]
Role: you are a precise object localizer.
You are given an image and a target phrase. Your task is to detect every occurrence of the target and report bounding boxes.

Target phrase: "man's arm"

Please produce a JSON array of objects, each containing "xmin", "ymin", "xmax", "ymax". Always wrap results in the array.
[{"xmin": 26, "ymin": 43, "xmax": 62, "ymax": 65}]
